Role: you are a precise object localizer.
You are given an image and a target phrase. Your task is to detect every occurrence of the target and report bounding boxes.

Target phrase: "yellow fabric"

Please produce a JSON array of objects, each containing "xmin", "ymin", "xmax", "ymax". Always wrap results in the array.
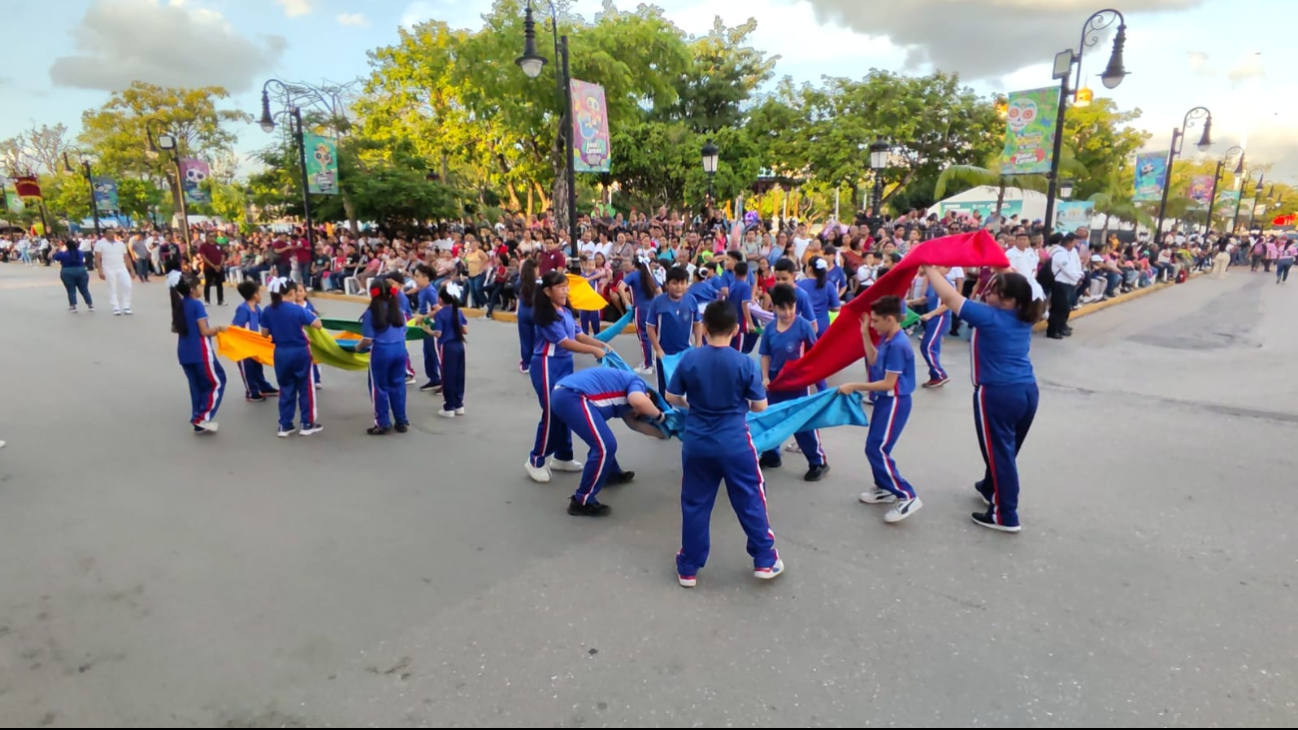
[
  {"xmin": 216, "ymin": 326, "xmax": 275, "ymax": 366},
  {"xmin": 304, "ymin": 327, "xmax": 371, "ymax": 371},
  {"xmin": 567, "ymin": 273, "xmax": 609, "ymax": 312}
]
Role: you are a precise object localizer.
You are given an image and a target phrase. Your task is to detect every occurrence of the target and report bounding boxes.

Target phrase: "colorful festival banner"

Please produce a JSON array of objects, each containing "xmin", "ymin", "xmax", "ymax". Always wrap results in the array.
[
  {"xmin": 3, "ymin": 182, "xmax": 23, "ymax": 213},
  {"xmin": 179, "ymin": 158, "xmax": 211, "ymax": 205},
  {"xmin": 1133, "ymin": 152, "xmax": 1167, "ymax": 202},
  {"xmin": 570, "ymin": 79, "xmax": 611, "ymax": 173},
  {"xmin": 1054, "ymin": 201, "xmax": 1095, "ymax": 234},
  {"xmin": 1187, "ymin": 175, "xmax": 1214, "ymax": 208},
  {"xmin": 304, "ymin": 133, "xmax": 339, "ymax": 195},
  {"xmin": 937, "ymin": 200, "xmax": 1024, "ymax": 221},
  {"xmin": 999, "ymin": 87, "xmax": 1060, "ymax": 175},
  {"xmin": 1217, "ymin": 190, "xmax": 1240, "ymax": 207},
  {"xmin": 92, "ymin": 176, "xmax": 119, "ymax": 211}
]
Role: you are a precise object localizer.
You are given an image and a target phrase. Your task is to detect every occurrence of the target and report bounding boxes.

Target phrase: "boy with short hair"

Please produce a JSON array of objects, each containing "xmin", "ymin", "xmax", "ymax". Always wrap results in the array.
[
  {"xmin": 646, "ymin": 266, "xmax": 703, "ymax": 395},
  {"xmin": 727, "ymin": 261, "xmax": 757, "ymax": 352},
  {"xmin": 837, "ymin": 296, "xmax": 922, "ymax": 523},
  {"xmin": 232, "ymin": 280, "xmax": 279, "ymax": 402},
  {"xmin": 412, "ymin": 264, "xmax": 443, "ymax": 393},
  {"xmin": 667, "ymin": 301, "xmax": 783, "ymax": 588},
  {"xmin": 759, "ymin": 284, "xmax": 828, "ymax": 481}
]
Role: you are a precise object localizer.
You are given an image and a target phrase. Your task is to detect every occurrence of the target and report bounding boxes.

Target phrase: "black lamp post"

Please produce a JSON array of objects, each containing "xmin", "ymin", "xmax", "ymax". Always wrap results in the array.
[
  {"xmin": 516, "ymin": 0, "xmax": 578, "ymax": 250},
  {"xmin": 258, "ymin": 79, "xmax": 314, "ymax": 250},
  {"xmin": 1059, "ymin": 179, "xmax": 1076, "ymax": 200},
  {"xmin": 1043, "ymin": 9, "xmax": 1128, "ymax": 232},
  {"xmin": 1246, "ymin": 172, "xmax": 1266, "ymax": 232},
  {"xmin": 146, "ymin": 118, "xmax": 191, "ymax": 252},
  {"xmin": 868, "ymin": 137, "xmax": 890, "ymax": 218},
  {"xmin": 63, "ymin": 151, "xmax": 102, "ymax": 239},
  {"xmin": 701, "ymin": 138, "xmax": 719, "ymax": 205},
  {"xmin": 1154, "ymin": 106, "xmax": 1212, "ymax": 240},
  {"xmin": 1204, "ymin": 145, "xmax": 1243, "ymax": 235}
]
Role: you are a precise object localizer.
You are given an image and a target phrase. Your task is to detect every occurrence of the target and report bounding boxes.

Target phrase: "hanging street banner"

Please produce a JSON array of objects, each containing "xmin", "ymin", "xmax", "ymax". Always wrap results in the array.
[
  {"xmin": 1239, "ymin": 198, "xmax": 1256, "ymax": 218},
  {"xmin": 999, "ymin": 87, "xmax": 1060, "ymax": 175},
  {"xmin": 1254, "ymin": 202, "xmax": 1267, "ymax": 217},
  {"xmin": 304, "ymin": 133, "xmax": 339, "ymax": 195},
  {"xmin": 92, "ymin": 176, "xmax": 119, "ymax": 211},
  {"xmin": 1187, "ymin": 175, "xmax": 1214, "ymax": 208},
  {"xmin": 180, "ymin": 158, "xmax": 211, "ymax": 204},
  {"xmin": 1133, "ymin": 153, "xmax": 1167, "ymax": 202},
  {"xmin": 14, "ymin": 175, "xmax": 42, "ymax": 199},
  {"xmin": 570, "ymin": 79, "xmax": 611, "ymax": 173},
  {"xmin": 1, "ymin": 177, "xmax": 23, "ymax": 213},
  {"xmin": 1216, "ymin": 190, "xmax": 1239, "ymax": 213},
  {"xmin": 1054, "ymin": 201, "xmax": 1095, "ymax": 234}
]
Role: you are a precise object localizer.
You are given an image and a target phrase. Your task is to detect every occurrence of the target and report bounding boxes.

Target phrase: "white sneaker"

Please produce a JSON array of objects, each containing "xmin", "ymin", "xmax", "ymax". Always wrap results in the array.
[
  {"xmin": 195, "ymin": 420, "xmax": 219, "ymax": 433},
  {"xmin": 859, "ymin": 488, "xmax": 898, "ymax": 505},
  {"xmin": 315, "ymin": 383, "xmax": 323, "ymax": 390},
  {"xmin": 784, "ymin": 441, "xmax": 802, "ymax": 454},
  {"xmin": 113, "ymin": 310, "xmax": 122, "ymax": 316},
  {"xmin": 754, "ymin": 559, "xmax": 785, "ymax": 580},
  {"xmin": 525, "ymin": 461, "xmax": 552, "ymax": 483},
  {"xmin": 549, "ymin": 458, "xmax": 584, "ymax": 473},
  {"xmin": 885, "ymin": 497, "xmax": 923, "ymax": 523},
  {"xmin": 299, "ymin": 423, "xmax": 324, "ymax": 436},
  {"xmin": 1, "ymin": 440, "xmax": 9, "ymax": 449},
  {"xmin": 405, "ymin": 375, "xmax": 417, "ymax": 385},
  {"xmin": 455, "ymin": 407, "xmax": 466, "ymax": 415},
  {"xmin": 438, "ymin": 409, "xmax": 456, "ymax": 418},
  {"xmin": 635, "ymin": 365, "xmax": 655, "ymax": 375},
  {"xmin": 277, "ymin": 427, "xmax": 294, "ymax": 438},
  {"xmin": 123, "ymin": 308, "xmax": 133, "ymax": 315},
  {"xmin": 678, "ymin": 574, "xmax": 697, "ymax": 588}
]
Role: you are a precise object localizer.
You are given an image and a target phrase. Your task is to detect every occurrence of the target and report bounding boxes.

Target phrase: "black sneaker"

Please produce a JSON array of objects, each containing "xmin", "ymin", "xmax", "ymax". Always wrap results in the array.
[
  {"xmin": 804, "ymin": 464, "xmax": 830, "ymax": 482},
  {"xmin": 568, "ymin": 498, "xmax": 611, "ymax": 517},
  {"xmin": 606, "ymin": 471, "xmax": 635, "ymax": 486},
  {"xmin": 394, "ymin": 422, "xmax": 409, "ymax": 434},
  {"xmin": 759, "ymin": 453, "xmax": 782, "ymax": 469},
  {"xmin": 246, "ymin": 395, "xmax": 266, "ymax": 403},
  {"xmin": 367, "ymin": 426, "xmax": 391, "ymax": 436},
  {"xmin": 419, "ymin": 381, "xmax": 442, "ymax": 392},
  {"xmin": 261, "ymin": 389, "xmax": 280, "ymax": 396},
  {"xmin": 972, "ymin": 511, "xmax": 1021, "ymax": 533}
]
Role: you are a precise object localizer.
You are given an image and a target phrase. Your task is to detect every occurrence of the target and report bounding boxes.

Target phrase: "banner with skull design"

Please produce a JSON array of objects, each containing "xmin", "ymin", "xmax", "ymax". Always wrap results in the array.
[
  {"xmin": 1000, "ymin": 87, "xmax": 1060, "ymax": 176},
  {"xmin": 304, "ymin": 134, "xmax": 339, "ymax": 195},
  {"xmin": 180, "ymin": 158, "xmax": 211, "ymax": 205}
]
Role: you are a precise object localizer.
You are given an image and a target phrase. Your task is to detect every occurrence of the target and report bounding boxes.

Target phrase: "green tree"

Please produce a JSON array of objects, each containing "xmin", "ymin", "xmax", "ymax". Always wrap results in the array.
[
  {"xmin": 659, "ymin": 17, "xmax": 777, "ymax": 134},
  {"xmin": 116, "ymin": 177, "xmax": 165, "ymax": 222},
  {"xmin": 1062, "ymin": 98, "xmax": 1149, "ymax": 201},
  {"xmin": 78, "ymin": 82, "xmax": 249, "ymax": 216}
]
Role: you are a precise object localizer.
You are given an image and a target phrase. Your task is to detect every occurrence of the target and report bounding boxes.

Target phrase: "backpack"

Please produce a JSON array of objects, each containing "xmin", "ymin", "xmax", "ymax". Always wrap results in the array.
[{"xmin": 1036, "ymin": 246, "xmax": 1057, "ymax": 291}]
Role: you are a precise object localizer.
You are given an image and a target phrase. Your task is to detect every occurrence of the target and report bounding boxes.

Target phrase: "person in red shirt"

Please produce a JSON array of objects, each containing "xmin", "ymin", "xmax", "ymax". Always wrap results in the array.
[
  {"xmin": 271, "ymin": 236, "xmax": 292, "ymax": 279},
  {"xmin": 198, "ymin": 232, "xmax": 226, "ymax": 306},
  {"xmin": 538, "ymin": 236, "xmax": 567, "ymax": 276},
  {"xmin": 292, "ymin": 233, "xmax": 313, "ymax": 286}
]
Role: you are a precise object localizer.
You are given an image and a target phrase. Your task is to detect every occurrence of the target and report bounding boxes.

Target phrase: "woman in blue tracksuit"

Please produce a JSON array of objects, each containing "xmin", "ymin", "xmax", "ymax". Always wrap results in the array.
[
  {"xmin": 516, "ymin": 259, "xmax": 538, "ymax": 374},
  {"xmin": 618, "ymin": 258, "xmax": 661, "ymax": 373},
  {"xmin": 260, "ymin": 278, "xmax": 324, "ymax": 437},
  {"xmin": 357, "ymin": 278, "xmax": 410, "ymax": 435},
  {"xmin": 922, "ymin": 266, "xmax": 1041, "ymax": 533},
  {"xmin": 915, "ymin": 266, "xmax": 952, "ymax": 388},
  {"xmin": 797, "ymin": 256, "xmax": 841, "ymax": 335},
  {"xmin": 524, "ymin": 270, "xmax": 611, "ymax": 485},
  {"xmin": 171, "ymin": 272, "xmax": 227, "ymax": 434}
]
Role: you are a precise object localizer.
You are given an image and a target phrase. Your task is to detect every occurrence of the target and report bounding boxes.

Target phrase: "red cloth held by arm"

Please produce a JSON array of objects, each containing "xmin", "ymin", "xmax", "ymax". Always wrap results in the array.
[{"xmin": 770, "ymin": 230, "xmax": 1010, "ymax": 390}]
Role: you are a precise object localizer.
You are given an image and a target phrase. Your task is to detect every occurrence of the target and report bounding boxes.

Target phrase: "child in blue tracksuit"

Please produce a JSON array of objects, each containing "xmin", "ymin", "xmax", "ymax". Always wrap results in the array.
[
  {"xmin": 759, "ymin": 284, "xmax": 828, "ymax": 481},
  {"xmin": 396, "ymin": 284, "xmax": 417, "ymax": 383},
  {"xmin": 551, "ymin": 368, "xmax": 666, "ymax": 517},
  {"xmin": 914, "ymin": 266, "xmax": 952, "ymax": 388},
  {"xmin": 232, "ymin": 280, "xmax": 279, "ymax": 402},
  {"xmin": 797, "ymin": 256, "xmax": 841, "ymax": 337},
  {"xmin": 412, "ymin": 264, "xmax": 443, "ymax": 393},
  {"xmin": 516, "ymin": 259, "xmax": 538, "ymax": 374},
  {"xmin": 578, "ymin": 256, "xmax": 603, "ymax": 336},
  {"xmin": 726, "ymin": 261, "xmax": 757, "ymax": 353},
  {"xmin": 260, "ymin": 278, "xmax": 324, "ymax": 437},
  {"xmin": 923, "ymin": 266, "xmax": 1041, "ymax": 533},
  {"xmin": 646, "ymin": 267, "xmax": 702, "ymax": 395},
  {"xmin": 525, "ymin": 270, "xmax": 612, "ymax": 484},
  {"xmin": 171, "ymin": 273, "xmax": 227, "ymax": 434},
  {"xmin": 666, "ymin": 300, "xmax": 784, "ymax": 588},
  {"xmin": 296, "ymin": 287, "xmax": 323, "ymax": 388},
  {"xmin": 357, "ymin": 278, "xmax": 410, "ymax": 435},
  {"xmin": 837, "ymin": 295, "xmax": 922, "ymax": 524},
  {"xmin": 619, "ymin": 258, "xmax": 661, "ymax": 372},
  {"xmin": 430, "ymin": 283, "xmax": 468, "ymax": 418}
]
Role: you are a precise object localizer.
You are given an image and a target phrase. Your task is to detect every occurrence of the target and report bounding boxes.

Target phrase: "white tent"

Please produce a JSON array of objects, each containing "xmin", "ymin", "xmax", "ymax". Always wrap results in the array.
[{"xmin": 925, "ymin": 185, "xmax": 1048, "ymax": 223}]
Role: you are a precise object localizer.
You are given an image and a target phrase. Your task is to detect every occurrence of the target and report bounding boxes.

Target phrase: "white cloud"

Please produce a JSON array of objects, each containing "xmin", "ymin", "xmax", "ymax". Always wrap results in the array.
[
  {"xmin": 49, "ymin": 0, "xmax": 286, "ymax": 93},
  {"xmin": 1187, "ymin": 51, "xmax": 1214, "ymax": 77},
  {"xmin": 338, "ymin": 12, "xmax": 369, "ymax": 28},
  {"xmin": 275, "ymin": 0, "xmax": 314, "ymax": 18},
  {"xmin": 1227, "ymin": 51, "xmax": 1264, "ymax": 86}
]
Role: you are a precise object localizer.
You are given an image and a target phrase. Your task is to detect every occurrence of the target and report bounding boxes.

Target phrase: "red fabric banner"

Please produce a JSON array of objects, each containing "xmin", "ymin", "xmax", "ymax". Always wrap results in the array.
[
  {"xmin": 14, "ymin": 176, "xmax": 42, "ymax": 199},
  {"xmin": 771, "ymin": 230, "xmax": 1010, "ymax": 390}
]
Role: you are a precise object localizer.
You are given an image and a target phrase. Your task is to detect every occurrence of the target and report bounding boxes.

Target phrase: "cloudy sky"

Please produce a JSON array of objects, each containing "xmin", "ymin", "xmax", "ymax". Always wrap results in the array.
[{"xmin": 1, "ymin": 0, "xmax": 1292, "ymax": 181}]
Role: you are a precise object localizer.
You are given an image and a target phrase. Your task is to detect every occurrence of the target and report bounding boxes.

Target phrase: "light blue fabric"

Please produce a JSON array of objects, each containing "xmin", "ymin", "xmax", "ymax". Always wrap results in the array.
[
  {"xmin": 606, "ymin": 346, "xmax": 869, "ymax": 445},
  {"xmin": 595, "ymin": 308, "xmax": 635, "ymax": 343}
]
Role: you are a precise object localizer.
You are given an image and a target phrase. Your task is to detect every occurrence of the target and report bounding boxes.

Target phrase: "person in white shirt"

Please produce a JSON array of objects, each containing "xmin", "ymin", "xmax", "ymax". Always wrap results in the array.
[
  {"xmin": 16, "ymin": 236, "xmax": 32, "ymax": 265},
  {"xmin": 792, "ymin": 223, "xmax": 812, "ymax": 262},
  {"xmin": 94, "ymin": 230, "xmax": 136, "ymax": 315},
  {"xmin": 1006, "ymin": 232, "xmax": 1045, "ymax": 300},
  {"xmin": 1046, "ymin": 233, "xmax": 1082, "ymax": 339}
]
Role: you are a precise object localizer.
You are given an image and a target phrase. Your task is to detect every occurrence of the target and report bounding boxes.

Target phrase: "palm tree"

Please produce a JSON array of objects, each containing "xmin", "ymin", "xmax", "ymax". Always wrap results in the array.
[{"xmin": 935, "ymin": 152, "xmax": 1087, "ymax": 220}]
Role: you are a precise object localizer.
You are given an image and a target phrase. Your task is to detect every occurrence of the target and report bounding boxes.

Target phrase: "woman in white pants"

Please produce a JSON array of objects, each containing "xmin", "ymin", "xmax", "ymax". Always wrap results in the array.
[{"xmin": 94, "ymin": 232, "xmax": 136, "ymax": 315}]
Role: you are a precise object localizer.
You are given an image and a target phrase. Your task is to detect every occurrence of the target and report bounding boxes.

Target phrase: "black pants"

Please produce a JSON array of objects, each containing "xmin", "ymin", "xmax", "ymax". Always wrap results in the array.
[
  {"xmin": 204, "ymin": 267, "xmax": 224, "ymax": 305},
  {"xmin": 1047, "ymin": 281, "xmax": 1073, "ymax": 336}
]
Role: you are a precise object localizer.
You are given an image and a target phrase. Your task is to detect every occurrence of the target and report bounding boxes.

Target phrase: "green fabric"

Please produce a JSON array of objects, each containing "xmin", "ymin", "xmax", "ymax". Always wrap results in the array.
[
  {"xmin": 320, "ymin": 317, "xmax": 425, "ymax": 341},
  {"xmin": 306, "ymin": 327, "xmax": 371, "ymax": 371}
]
